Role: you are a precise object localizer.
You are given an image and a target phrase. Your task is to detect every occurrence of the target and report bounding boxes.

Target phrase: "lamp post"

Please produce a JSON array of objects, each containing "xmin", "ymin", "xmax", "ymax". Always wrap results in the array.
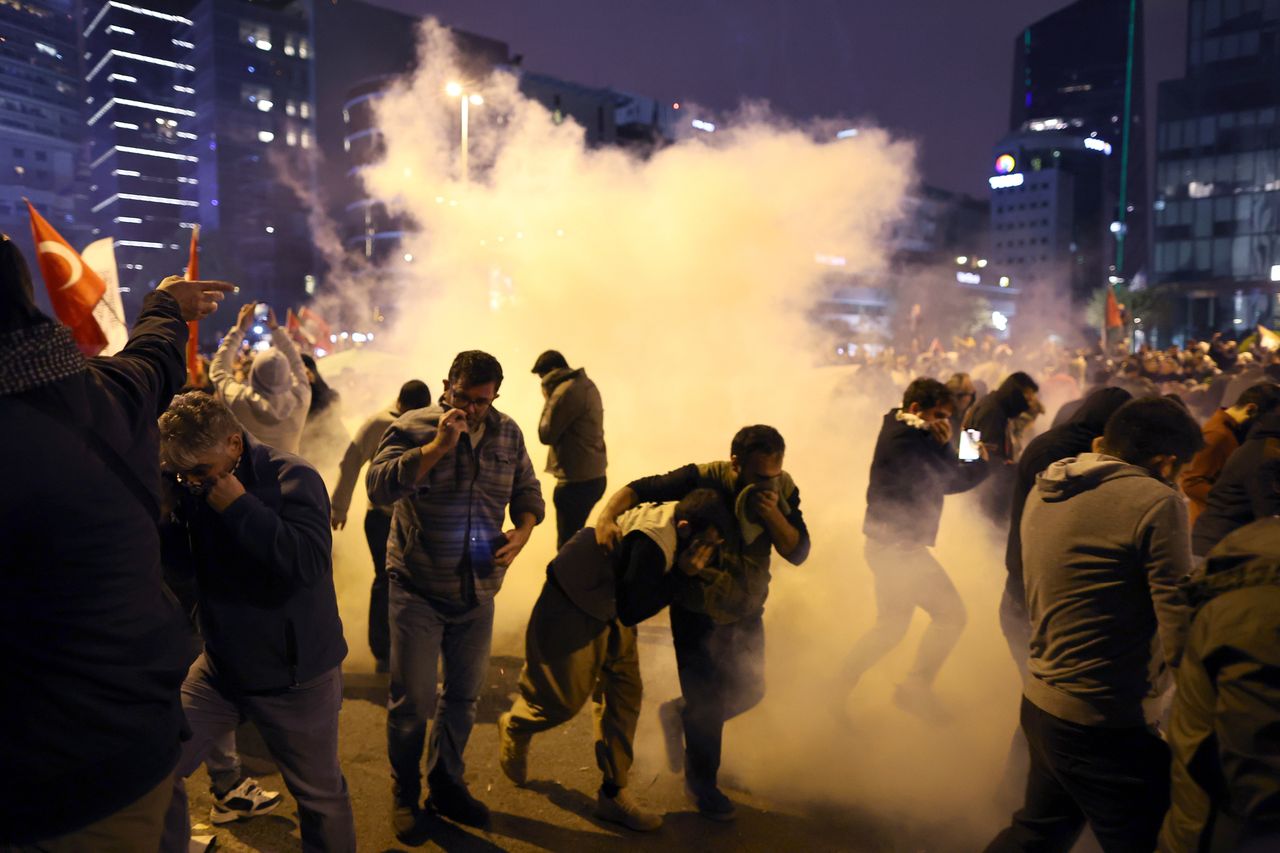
[{"xmin": 446, "ymin": 81, "xmax": 483, "ymax": 181}]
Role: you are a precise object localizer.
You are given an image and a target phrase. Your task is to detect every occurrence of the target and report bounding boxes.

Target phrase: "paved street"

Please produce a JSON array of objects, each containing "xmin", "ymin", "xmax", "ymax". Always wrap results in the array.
[{"xmin": 183, "ymin": 632, "xmax": 944, "ymax": 852}]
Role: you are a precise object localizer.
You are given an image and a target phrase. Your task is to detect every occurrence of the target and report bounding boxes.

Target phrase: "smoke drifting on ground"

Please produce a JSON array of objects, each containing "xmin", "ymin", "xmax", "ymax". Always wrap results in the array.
[{"xmin": 324, "ymin": 21, "xmax": 1020, "ymax": 847}]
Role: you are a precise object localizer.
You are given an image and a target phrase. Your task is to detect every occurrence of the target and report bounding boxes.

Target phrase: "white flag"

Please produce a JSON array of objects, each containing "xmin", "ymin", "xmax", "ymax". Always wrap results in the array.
[{"xmin": 82, "ymin": 238, "xmax": 128, "ymax": 356}]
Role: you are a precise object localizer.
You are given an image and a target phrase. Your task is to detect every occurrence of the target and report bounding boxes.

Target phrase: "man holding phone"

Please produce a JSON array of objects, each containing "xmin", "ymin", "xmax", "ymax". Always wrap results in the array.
[
  {"xmin": 367, "ymin": 350, "xmax": 544, "ymax": 838},
  {"xmin": 844, "ymin": 377, "xmax": 989, "ymax": 721}
]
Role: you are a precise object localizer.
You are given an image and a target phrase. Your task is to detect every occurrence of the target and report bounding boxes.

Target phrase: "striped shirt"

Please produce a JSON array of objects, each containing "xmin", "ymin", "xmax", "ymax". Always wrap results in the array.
[{"xmin": 367, "ymin": 404, "xmax": 545, "ymax": 605}]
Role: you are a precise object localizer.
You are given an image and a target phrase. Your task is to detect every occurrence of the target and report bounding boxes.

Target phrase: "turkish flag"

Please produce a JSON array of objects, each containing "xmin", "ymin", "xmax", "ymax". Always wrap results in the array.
[
  {"xmin": 185, "ymin": 226, "xmax": 200, "ymax": 385},
  {"xmin": 26, "ymin": 200, "xmax": 108, "ymax": 356},
  {"xmin": 1105, "ymin": 286, "xmax": 1124, "ymax": 329}
]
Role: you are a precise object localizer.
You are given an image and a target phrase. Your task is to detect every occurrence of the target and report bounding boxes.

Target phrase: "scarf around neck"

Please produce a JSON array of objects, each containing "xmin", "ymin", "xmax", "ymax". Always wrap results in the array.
[{"xmin": 0, "ymin": 322, "xmax": 87, "ymax": 395}]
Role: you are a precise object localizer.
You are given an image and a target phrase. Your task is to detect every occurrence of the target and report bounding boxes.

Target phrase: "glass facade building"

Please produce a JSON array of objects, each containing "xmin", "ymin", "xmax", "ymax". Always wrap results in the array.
[{"xmin": 1154, "ymin": 0, "xmax": 1280, "ymax": 339}]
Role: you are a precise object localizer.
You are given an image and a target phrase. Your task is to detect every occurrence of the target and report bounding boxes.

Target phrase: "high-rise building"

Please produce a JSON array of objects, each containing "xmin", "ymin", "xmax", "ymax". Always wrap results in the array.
[
  {"xmin": 993, "ymin": 0, "xmax": 1146, "ymax": 303},
  {"xmin": 83, "ymin": 0, "xmax": 200, "ymax": 315},
  {"xmin": 0, "ymin": 0, "xmax": 85, "ymax": 277},
  {"xmin": 1152, "ymin": 0, "xmax": 1280, "ymax": 341},
  {"xmin": 182, "ymin": 0, "xmax": 317, "ymax": 312}
]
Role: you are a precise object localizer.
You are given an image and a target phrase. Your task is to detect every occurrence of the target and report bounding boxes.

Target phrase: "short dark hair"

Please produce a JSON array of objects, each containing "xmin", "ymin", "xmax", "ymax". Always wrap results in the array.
[
  {"xmin": 1003, "ymin": 371, "xmax": 1040, "ymax": 394},
  {"xmin": 730, "ymin": 424, "xmax": 785, "ymax": 460},
  {"xmin": 1235, "ymin": 382, "xmax": 1280, "ymax": 415},
  {"xmin": 531, "ymin": 350, "xmax": 569, "ymax": 376},
  {"xmin": 448, "ymin": 350, "xmax": 503, "ymax": 390},
  {"xmin": 674, "ymin": 488, "xmax": 734, "ymax": 540},
  {"xmin": 1102, "ymin": 397, "xmax": 1205, "ymax": 469},
  {"xmin": 398, "ymin": 379, "xmax": 432, "ymax": 411},
  {"xmin": 902, "ymin": 377, "xmax": 954, "ymax": 410}
]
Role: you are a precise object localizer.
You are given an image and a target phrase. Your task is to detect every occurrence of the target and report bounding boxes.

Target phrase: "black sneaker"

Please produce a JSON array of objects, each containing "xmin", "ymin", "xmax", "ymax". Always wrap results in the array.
[
  {"xmin": 686, "ymin": 782, "xmax": 737, "ymax": 822},
  {"xmin": 209, "ymin": 777, "xmax": 282, "ymax": 824},
  {"xmin": 391, "ymin": 783, "xmax": 421, "ymax": 841},
  {"xmin": 427, "ymin": 780, "xmax": 491, "ymax": 828}
]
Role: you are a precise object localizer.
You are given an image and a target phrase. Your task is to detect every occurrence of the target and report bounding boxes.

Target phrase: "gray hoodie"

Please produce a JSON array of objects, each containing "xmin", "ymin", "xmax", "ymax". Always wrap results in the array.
[
  {"xmin": 1022, "ymin": 452, "xmax": 1193, "ymax": 728},
  {"xmin": 538, "ymin": 366, "xmax": 606, "ymax": 483},
  {"xmin": 211, "ymin": 327, "xmax": 311, "ymax": 453}
]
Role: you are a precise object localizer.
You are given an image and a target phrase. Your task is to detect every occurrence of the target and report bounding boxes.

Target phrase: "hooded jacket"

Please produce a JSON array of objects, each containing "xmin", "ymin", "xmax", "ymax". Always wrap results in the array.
[
  {"xmin": 965, "ymin": 374, "xmax": 1038, "ymax": 525},
  {"xmin": 1160, "ymin": 518, "xmax": 1280, "ymax": 853},
  {"xmin": 1192, "ymin": 412, "xmax": 1280, "ymax": 557},
  {"xmin": 1022, "ymin": 453, "xmax": 1193, "ymax": 728},
  {"xmin": 1180, "ymin": 408, "xmax": 1249, "ymax": 527},
  {"xmin": 864, "ymin": 408, "xmax": 989, "ymax": 548},
  {"xmin": 538, "ymin": 366, "xmax": 607, "ymax": 483},
  {"xmin": 211, "ymin": 326, "xmax": 311, "ymax": 453},
  {"xmin": 1005, "ymin": 387, "xmax": 1132, "ymax": 599},
  {"xmin": 0, "ymin": 275, "xmax": 195, "ymax": 842}
]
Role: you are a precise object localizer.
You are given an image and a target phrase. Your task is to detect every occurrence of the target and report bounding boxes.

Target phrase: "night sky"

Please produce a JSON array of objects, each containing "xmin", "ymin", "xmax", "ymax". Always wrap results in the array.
[{"xmin": 374, "ymin": 0, "xmax": 1186, "ymax": 198}]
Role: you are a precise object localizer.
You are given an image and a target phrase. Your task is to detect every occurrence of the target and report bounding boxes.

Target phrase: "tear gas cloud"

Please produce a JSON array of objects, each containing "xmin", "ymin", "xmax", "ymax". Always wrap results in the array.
[{"xmin": 318, "ymin": 21, "xmax": 1020, "ymax": 847}]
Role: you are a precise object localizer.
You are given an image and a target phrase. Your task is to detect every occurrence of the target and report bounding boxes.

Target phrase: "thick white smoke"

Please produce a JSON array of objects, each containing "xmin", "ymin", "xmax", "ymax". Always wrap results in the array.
[{"xmin": 321, "ymin": 20, "xmax": 1021, "ymax": 847}]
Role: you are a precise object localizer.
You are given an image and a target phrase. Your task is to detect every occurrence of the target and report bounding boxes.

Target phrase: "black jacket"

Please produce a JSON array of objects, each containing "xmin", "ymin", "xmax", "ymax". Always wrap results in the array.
[
  {"xmin": 162, "ymin": 433, "xmax": 347, "ymax": 691},
  {"xmin": 1192, "ymin": 412, "xmax": 1280, "ymax": 557},
  {"xmin": 965, "ymin": 375, "xmax": 1035, "ymax": 525},
  {"xmin": 864, "ymin": 409, "xmax": 989, "ymax": 547},
  {"xmin": 1005, "ymin": 387, "xmax": 1132, "ymax": 599},
  {"xmin": 0, "ymin": 293, "xmax": 197, "ymax": 843}
]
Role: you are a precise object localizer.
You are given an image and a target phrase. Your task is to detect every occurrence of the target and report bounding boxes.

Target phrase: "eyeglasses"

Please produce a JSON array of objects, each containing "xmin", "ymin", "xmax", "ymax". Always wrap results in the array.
[{"xmin": 447, "ymin": 387, "xmax": 493, "ymax": 411}]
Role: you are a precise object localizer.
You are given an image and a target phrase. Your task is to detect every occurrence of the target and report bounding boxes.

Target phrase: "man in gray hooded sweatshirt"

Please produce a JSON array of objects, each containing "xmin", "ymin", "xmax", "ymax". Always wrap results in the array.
[
  {"xmin": 987, "ymin": 396, "xmax": 1204, "ymax": 853},
  {"xmin": 211, "ymin": 302, "xmax": 311, "ymax": 453}
]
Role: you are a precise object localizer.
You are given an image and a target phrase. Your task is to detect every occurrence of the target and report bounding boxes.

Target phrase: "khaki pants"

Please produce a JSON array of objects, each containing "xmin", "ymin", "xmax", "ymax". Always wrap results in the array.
[
  {"xmin": 507, "ymin": 578, "xmax": 642, "ymax": 787},
  {"xmin": 4, "ymin": 772, "xmax": 172, "ymax": 853}
]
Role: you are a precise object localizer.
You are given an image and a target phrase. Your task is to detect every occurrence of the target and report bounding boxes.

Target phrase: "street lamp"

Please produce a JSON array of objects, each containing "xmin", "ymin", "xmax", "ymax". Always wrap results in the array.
[{"xmin": 446, "ymin": 81, "xmax": 484, "ymax": 181}]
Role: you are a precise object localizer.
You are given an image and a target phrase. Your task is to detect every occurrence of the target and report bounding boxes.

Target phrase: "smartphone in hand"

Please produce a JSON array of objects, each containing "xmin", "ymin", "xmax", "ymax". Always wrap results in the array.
[{"xmin": 958, "ymin": 428, "xmax": 983, "ymax": 462}]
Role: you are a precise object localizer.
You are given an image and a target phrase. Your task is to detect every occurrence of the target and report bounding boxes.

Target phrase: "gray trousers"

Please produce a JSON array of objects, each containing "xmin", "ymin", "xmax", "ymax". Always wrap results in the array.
[
  {"xmin": 161, "ymin": 654, "xmax": 355, "ymax": 853},
  {"xmin": 387, "ymin": 576, "xmax": 495, "ymax": 795}
]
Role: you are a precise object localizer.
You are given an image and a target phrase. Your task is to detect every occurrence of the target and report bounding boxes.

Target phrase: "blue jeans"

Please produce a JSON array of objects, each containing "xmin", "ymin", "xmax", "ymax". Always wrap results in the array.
[
  {"xmin": 162, "ymin": 654, "xmax": 354, "ymax": 853},
  {"xmin": 387, "ymin": 575, "xmax": 495, "ymax": 795}
]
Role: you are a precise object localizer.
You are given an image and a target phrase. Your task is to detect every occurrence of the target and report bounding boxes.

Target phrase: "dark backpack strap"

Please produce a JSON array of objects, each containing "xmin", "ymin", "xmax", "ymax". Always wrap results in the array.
[{"xmin": 14, "ymin": 394, "xmax": 162, "ymax": 522}]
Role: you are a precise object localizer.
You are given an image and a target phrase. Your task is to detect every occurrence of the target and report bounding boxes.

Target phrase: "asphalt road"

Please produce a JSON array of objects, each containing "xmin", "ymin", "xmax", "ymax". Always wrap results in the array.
[{"xmin": 183, "ymin": 636, "xmax": 938, "ymax": 852}]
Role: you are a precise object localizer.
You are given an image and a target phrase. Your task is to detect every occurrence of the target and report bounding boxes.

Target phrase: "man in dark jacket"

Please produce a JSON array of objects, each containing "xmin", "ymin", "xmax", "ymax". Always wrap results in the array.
[
  {"xmin": 1192, "ymin": 410, "xmax": 1280, "ymax": 557},
  {"xmin": 844, "ymin": 377, "xmax": 988, "ymax": 721},
  {"xmin": 533, "ymin": 349, "xmax": 608, "ymax": 547},
  {"xmin": 1160, "ymin": 518, "xmax": 1280, "ymax": 853},
  {"xmin": 593, "ymin": 425, "xmax": 809, "ymax": 821},
  {"xmin": 368, "ymin": 350, "xmax": 545, "ymax": 835},
  {"xmin": 0, "ymin": 236, "xmax": 233, "ymax": 849},
  {"xmin": 964, "ymin": 371, "xmax": 1040, "ymax": 527},
  {"xmin": 498, "ymin": 489, "xmax": 733, "ymax": 832},
  {"xmin": 158, "ymin": 392, "xmax": 354, "ymax": 853}
]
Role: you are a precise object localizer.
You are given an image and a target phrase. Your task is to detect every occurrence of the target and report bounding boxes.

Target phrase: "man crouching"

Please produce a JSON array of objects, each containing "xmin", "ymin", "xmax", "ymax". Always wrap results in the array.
[
  {"xmin": 157, "ymin": 392, "xmax": 354, "ymax": 852},
  {"xmin": 497, "ymin": 489, "xmax": 732, "ymax": 831}
]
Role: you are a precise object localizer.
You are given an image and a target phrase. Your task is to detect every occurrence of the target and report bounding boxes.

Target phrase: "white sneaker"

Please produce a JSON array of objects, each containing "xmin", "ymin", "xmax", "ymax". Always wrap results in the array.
[
  {"xmin": 210, "ymin": 777, "xmax": 283, "ymax": 824},
  {"xmin": 594, "ymin": 787, "xmax": 663, "ymax": 832}
]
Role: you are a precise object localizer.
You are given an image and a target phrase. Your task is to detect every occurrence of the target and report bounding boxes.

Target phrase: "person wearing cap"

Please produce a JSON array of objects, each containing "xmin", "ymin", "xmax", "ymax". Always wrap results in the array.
[
  {"xmin": 532, "ymin": 349, "xmax": 608, "ymax": 548},
  {"xmin": 211, "ymin": 302, "xmax": 311, "ymax": 453},
  {"xmin": 0, "ymin": 235, "xmax": 234, "ymax": 849}
]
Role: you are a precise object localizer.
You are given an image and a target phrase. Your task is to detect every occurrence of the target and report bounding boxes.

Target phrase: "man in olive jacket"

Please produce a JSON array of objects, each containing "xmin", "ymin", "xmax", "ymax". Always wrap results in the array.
[
  {"xmin": 1160, "ymin": 518, "xmax": 1280, "ymax": 853},
  {"xmin": 533, "ymin": 349, "xmax": 607, "ymax": 547}
]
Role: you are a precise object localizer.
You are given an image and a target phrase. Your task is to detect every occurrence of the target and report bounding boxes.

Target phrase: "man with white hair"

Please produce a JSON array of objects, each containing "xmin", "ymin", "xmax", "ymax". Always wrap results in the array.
[
  {"xmin": 211, "ymin": 302, "xmax": 311, "ymax": 453},
  {"xmin": 157, "ymin": 392, "xmax": 354, "ymax": 852}
]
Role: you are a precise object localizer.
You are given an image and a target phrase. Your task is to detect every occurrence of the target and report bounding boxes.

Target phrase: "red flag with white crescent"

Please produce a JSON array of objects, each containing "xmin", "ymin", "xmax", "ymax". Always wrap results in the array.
[
  {"xmin": 26, "ymin": 199, "xmax": 108, "ymax": 356},
  {"xmin": 185, "ymin": 226, "xmax": 200, "ymax": 385}
]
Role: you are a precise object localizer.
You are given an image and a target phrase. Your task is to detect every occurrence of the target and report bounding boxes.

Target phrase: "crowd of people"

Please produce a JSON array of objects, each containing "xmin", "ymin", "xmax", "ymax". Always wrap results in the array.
[{"xmin": 2, "ymin": 231, "xmax": 1278, "ymax": 853}]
